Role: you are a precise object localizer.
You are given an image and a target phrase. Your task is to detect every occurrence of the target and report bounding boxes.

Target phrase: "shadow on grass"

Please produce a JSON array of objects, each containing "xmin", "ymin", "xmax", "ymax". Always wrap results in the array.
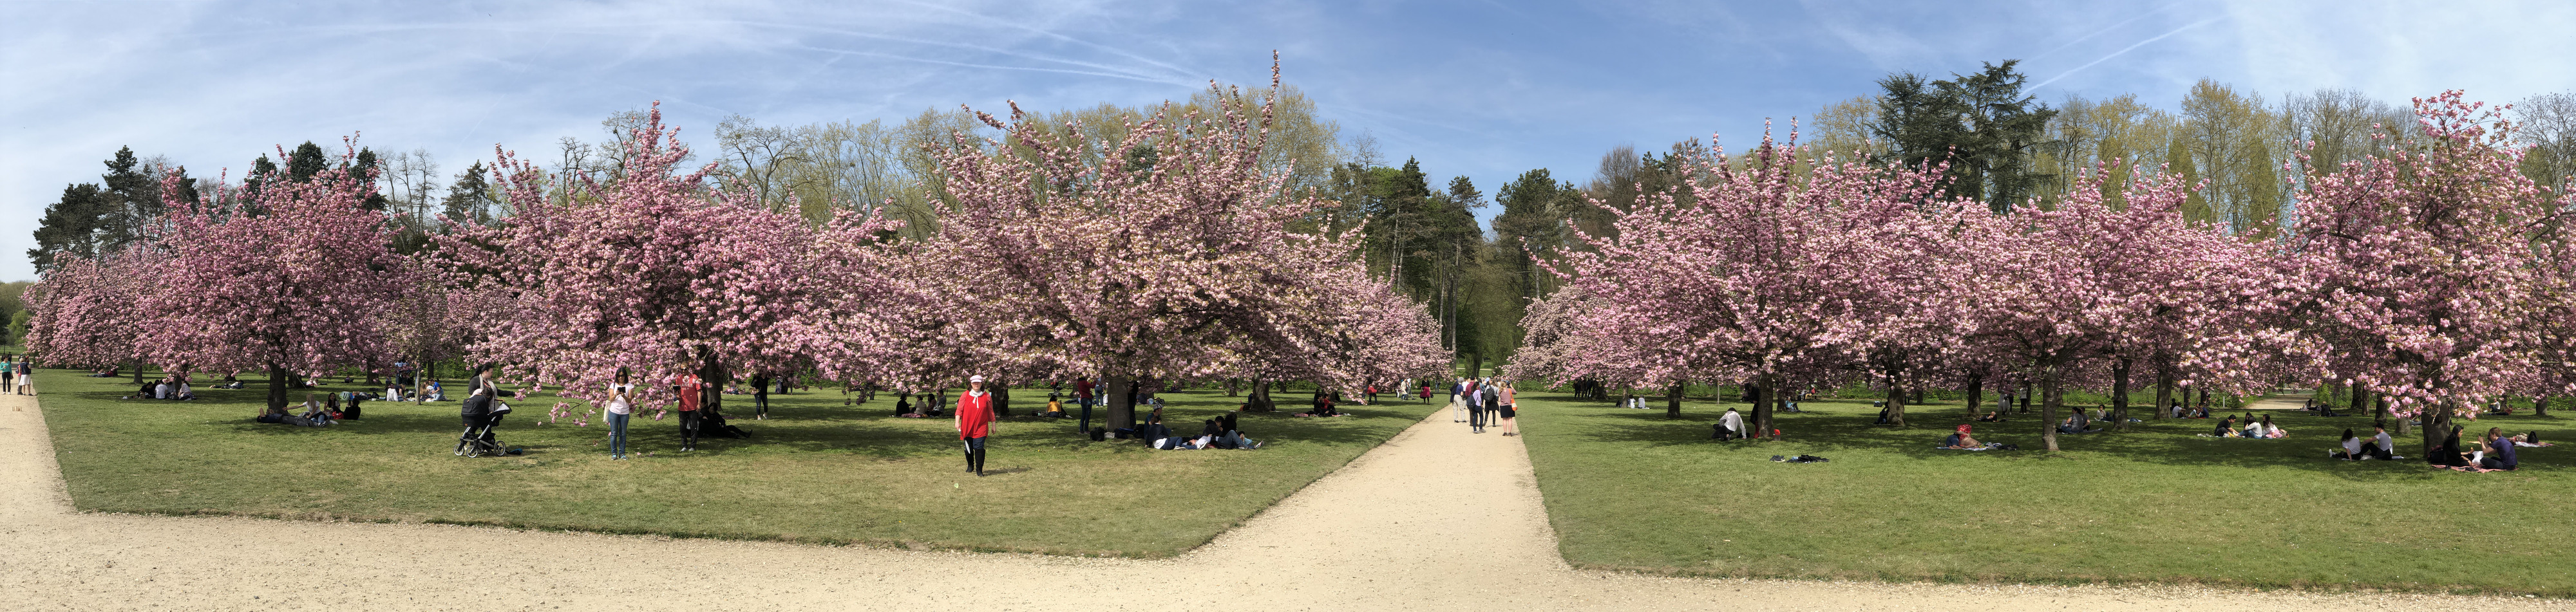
[{"xmin": 1538, "ymin": 394, "xmax": 2568, "ymax": 483}]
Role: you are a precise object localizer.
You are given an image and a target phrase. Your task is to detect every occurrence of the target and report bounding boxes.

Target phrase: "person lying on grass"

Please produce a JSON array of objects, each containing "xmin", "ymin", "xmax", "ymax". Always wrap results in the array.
[
  {"xmin": 1975, "ymin": 410, "xmax": 2004, "ymax": 422},
  {"xmin": 1941, "ymin": 425, "xmax": 1985, "ymax": 449},
  {"xmin": 2509, "ymin": 431, "xmax": 2553, "ymax": 447}
]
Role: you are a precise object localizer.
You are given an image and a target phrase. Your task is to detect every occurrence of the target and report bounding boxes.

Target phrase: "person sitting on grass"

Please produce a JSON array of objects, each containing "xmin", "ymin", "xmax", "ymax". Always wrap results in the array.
[
  {"xmin": 2332, "ymin": 429, "xmax": 2364, "ymax": 460},
  {"xmin": 171, "ymin": 378, "xmax": 195, "ymax": 400},
  {"xmin": 296, "ymin": 392, "xmax": 336, "ymax": 426},
  {"xmin": 894, "ymin": 394, "xmax": 919, "ymax": 418},
  {"xmin": 2255, "ymin": 415, "xmax": 2286, "ymax": 439},
  {"xmin": 1941, "ymin": 424, "xmax": 1984, "ymax": 449},
  {"xmin": 2479, "ymin": 427, "xmax": 2519, "ymax": 471},
  {"xmin": 2430, "ymin": 426, "xmax": 2473, "ymax": 469},
  {"xmin": 423, "ymin": 380, "xmax": 446, "ymax": 402},
  {"xmin": 1714, "ymin": 406, "xmax": 1745, "ymax": 441},
  {"xmin": 2212, "ymin": 416, "xmax": 2238, "ymax": 437},
  {"xmin": 2370, "ymin": 425, "xmax": 2400, "ymax": 460}
]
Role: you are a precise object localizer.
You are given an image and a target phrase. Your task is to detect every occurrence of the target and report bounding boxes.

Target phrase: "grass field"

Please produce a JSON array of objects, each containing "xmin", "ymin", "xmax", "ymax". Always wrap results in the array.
[
  {"xmin": 1517, "ymin": 391, "xmax": 2576, "ymax": 595},
  {"xmin": 35, "ymin": 367, "xmax": 1432, "ymax": 557}
]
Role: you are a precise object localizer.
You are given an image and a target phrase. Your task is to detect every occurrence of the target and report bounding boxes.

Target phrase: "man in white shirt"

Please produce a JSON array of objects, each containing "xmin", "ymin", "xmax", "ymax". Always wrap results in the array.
[{"xmin": 1718, "ymin": 407, "xmax": 1745, "ymax": 441}]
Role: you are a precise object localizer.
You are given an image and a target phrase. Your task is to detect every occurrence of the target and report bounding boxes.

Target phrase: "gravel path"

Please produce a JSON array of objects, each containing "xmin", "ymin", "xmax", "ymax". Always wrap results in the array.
[{"xmin": 3, "ymin": 389, "xmax": 2563, "ymax": 611}]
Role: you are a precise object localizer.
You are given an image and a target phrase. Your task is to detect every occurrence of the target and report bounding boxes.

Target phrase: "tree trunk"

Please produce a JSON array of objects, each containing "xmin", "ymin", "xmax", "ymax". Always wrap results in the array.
[
  {"xmin": 2019, "ymin": 380, "xmax": 2034, "ymax": 413},
  {"xmin": 1767, "ymin": 376, "xmax": 1788, "ymax": 440},
  {"xmin": 993, "ymin": 382, "xmax": 1011, "ymax": 416},
  {"xmin": 697, "ymin": 354, "xmax": 727, "ymax": 418},
  {"xmin": 1466, "ymin": 353, "xmax": 1485, "ymax": 380},
  {"xmin": 1752, "ymin": 375, "xmax": 1777, "ymax": 440},
  {"xmin": 131, "ymin": 360, "xmax": 146, "ymax": 385},
  {"xmin": 2421, "ymin": 398, "xmax": 2454, "ymax": 458},
  {"xmin": 266, "ymin": 362, "xmax": 289, "ymax": 411},
  {"xmin": 1886, "ymin": 370, "xmax": 1908, "ymax": 427},
  {"xmin": 1963, "ymin": 373, "xmax": 1984, "ymax": 420},
  {"xmin": 2537, "ymin": 396, "xmax": 2551, "ymax": 417},
  {"xmin": 2040, "ymin": 364, "xmax": 2063, "ymax": 452},
  {"xmin": 2152, "ymin": 358, "xmax": 2173, "ymax": 420},
  {"xmin": 1104, "ymin": 376, "xmax": 1137, "ymax": 432},
  {"xmin": 1664, "ymin": 382, "xmax": 1683, "ymax": 419},
  {"xmin": 1246, "ymin": 378, "xmax": 1275, "ymax": 412},
  {"xmin": 2110, "ymin": 357, "xmax": 2132, "ymax": 431}
]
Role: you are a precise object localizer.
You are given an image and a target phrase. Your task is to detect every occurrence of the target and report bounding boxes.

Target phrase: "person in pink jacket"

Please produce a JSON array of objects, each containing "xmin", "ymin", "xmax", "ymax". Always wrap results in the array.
[{"xmin": 956, "ymin": 375, "xmax": 998, "ymax": 476}]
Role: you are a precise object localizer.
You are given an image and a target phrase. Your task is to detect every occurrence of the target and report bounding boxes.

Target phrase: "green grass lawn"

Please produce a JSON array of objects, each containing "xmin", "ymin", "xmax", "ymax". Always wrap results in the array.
[
  {"xmin": 36, "ymin": 367, "xmax": 1431, "ymax": 557},
  {"xmin": 1519, "ymin": 391, "xmax": 2576, "ymax": 595}
]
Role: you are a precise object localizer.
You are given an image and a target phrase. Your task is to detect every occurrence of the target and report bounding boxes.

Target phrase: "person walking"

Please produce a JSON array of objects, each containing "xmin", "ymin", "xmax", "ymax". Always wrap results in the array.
[
  {"xmin": 1451, "ymin": 377, "xmax": 1469, "ymax": 423},
  {"xmin": 1497, "ymin": 380, "xmax": 1519, "ymax": 436},
  {"xmin": 603, "ymin": 369, "xmax": 637, "ymax": 459},
  {"xmin": 2, "ymin": 355, "xmax": 14, "ymax": 394},
  {"xmin": 15, "ymin": 356, "xmax": 33, "ymax": 396},
  {"xmin": 673, "ymin": 370, "xmax": 705, "ymax": 452},
  {"xmin": 1478, "ymin": 378, "xmax": 1501, "ymax": 434},
  {"xmin": 958, "ymin": 375, "xmax": 998, "ymax": 476},
  {"xmin": 1466, "ymin": 378, "xmax": 1488, "ymax": 434}
]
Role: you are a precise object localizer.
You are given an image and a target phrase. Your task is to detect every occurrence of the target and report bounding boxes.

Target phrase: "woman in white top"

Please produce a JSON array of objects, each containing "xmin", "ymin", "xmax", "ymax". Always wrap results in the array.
[{"xmin": 604, "ymin": 368, "xmax": 637, "ymax": 460}]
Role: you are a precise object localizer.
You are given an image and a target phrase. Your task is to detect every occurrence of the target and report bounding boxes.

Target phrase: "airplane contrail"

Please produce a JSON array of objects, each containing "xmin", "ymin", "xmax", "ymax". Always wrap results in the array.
[
  {"xmin": 2030, "ymin": 4, "xmax": 2175, "ymax": 61},
  {"xmin": 2032, "ymin": 16, "xmax": 2224, "ymax": 90}
]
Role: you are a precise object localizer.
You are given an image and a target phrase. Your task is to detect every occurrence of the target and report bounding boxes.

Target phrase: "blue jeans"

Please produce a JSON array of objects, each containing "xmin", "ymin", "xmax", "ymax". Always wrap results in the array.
[{"xmin": 605, "ymin": 411, "xmax": 630, "ymax": 456}]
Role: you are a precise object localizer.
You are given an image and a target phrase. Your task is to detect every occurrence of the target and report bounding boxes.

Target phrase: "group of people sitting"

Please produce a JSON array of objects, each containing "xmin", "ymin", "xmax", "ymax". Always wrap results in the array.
[
  {"xmin": 892, "ymin": 393, "xmax": 947, "ymax": 418},
  {"xmin": 256, "ymin": 391, "xmax": 352, "ymax": 427},
  {"xmin": 383, "ymin": 380, "xmax": 447, "ymax": 402},
  {"xmin": 124, "ymin": 375, "xmax": 196, "ymax": 401},
  {"xmin": 1297, "ymin": 391, "xmax": 1346, "ymax": 417},
  {"xmin": 2427, "ymin": 425, "xmax": 2531, "ymax": 472},
  {"xmin": 2201, "ymin": 414, "xmax": 2288, "ymax": 438},
  {"xmin": 2329, "ymin": 425, "xmax": 2401, "ymax": 461},
  {"xmin": 1147, "ymin": 411, "xmax": 1262, "ymax": 450}
]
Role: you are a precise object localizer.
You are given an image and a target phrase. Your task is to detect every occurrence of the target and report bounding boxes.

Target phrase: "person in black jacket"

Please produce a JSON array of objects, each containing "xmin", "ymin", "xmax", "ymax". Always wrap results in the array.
[{"xmin": 459, "ymin": 385, "xmax": 502, "ymax": 450}]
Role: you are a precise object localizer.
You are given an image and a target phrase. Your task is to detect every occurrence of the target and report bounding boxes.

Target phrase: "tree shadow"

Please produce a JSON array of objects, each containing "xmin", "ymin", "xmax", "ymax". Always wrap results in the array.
[{"xmin": 1539, "ymin": 398, "xmax": 2570, "ymax": 482}]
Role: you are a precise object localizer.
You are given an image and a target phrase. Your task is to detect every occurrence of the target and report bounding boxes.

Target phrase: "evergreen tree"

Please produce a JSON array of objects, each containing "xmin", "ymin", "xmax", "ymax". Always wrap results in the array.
[
  {"xmin": 441, "ymin": 161, "xmax": 497, "ymax": 227},
  {"xmin": 1874, "ymin": 60, "xmax": 2058, "ymax": 212}
]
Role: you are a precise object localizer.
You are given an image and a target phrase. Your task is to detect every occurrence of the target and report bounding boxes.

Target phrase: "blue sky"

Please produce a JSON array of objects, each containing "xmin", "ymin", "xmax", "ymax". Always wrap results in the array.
[{"xmin": 6, "ymin": 0, "xmax": 2573, "ymax": 281}]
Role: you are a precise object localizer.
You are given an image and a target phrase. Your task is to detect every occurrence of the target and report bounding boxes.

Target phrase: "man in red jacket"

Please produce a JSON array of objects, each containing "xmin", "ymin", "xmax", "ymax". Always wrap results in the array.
[{"xmin": 958, "ymin": 375, "xmax": 998, "ymax": 476}]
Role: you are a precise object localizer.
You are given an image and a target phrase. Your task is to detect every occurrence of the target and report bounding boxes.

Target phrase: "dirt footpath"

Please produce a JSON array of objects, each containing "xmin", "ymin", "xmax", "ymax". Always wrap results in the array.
[{"xmin": 1, "ymin": 389, "xmax": 2561, "ymax": 611}]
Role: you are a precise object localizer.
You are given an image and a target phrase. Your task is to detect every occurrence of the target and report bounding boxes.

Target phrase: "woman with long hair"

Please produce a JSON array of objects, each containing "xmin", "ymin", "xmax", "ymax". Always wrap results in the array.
[{"xmin": 604, "ymin": 368, "xmax": 636, "ymax": 459}]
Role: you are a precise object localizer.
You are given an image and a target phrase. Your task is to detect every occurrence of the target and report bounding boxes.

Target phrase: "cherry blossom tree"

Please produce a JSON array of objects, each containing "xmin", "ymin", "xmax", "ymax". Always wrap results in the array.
[
  {"xmin": 911, "ymin": 60, "xmax": 1435, "ymax": 429},
  {"xmin": 2270, "ymin": 91, "xmax": 2562, "ymax": 454},
  {"xmin": 437, "ymin": 104, "xmax": 878, "ymax": 424},
  {"xmin": 23, "ymin": 248, "xmax": 164, "ymax": 382},
  {"xmin": 1951, "ymin": 164, "xmax": 2282, "ymax": 450},
  {"xmin": 1519, "ymin": 129, "xmax": 1958, "ymax": 435},
  {"xmin": 136, "ymin": 152, "xmax": 408, "ymax": 409}
]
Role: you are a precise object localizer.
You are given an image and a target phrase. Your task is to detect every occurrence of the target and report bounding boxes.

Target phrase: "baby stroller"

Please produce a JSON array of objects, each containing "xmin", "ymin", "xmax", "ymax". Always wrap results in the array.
[{"xmin": 454, "ymin": 401, "xmax": 516, "ymax": 458}]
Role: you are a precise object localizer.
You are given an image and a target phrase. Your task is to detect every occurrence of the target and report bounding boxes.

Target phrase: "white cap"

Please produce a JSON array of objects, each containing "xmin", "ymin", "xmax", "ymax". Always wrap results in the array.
[{"xmin": 969, "ymin": 375, "xmax": 986, "ymax": 383}]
